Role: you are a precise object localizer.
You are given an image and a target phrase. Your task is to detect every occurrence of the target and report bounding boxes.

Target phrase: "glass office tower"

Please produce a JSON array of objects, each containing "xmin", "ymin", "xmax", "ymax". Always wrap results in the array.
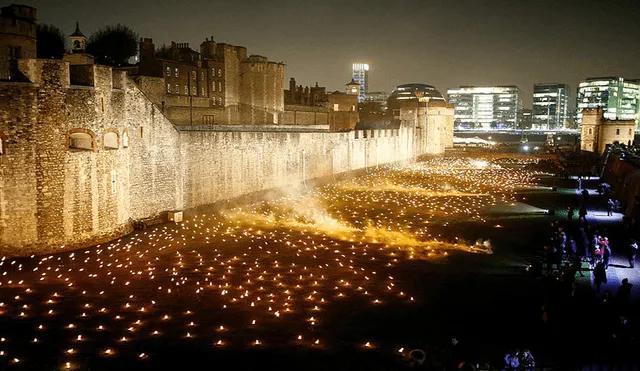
[
  {"xmin": 532, "ymin": 83, "xmax": 569, "ymax": 130},
  {"xmin": 446, "ymin": 86, "xmax": 522, "ymax": 130},
  {"xmin": 576, "ymin": 77, "xmax": 639, "ymax": 130},
  {"xmin": 352, "ymin": 63, "xmax": 369, "ymax": 102}
]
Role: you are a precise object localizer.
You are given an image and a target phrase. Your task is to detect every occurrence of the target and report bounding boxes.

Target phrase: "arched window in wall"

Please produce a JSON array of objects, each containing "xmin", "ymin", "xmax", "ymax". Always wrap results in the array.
[
  {"xmin": 103, "ymin": 130, "xmax": 119, "ymax": 150},
  {"xmin": 67, "ymin": 129, "xmax": 96, "ymax": 151},
  {"xmin": 122, "ymin": 129, "xmax": 129, "ymax": 148}
]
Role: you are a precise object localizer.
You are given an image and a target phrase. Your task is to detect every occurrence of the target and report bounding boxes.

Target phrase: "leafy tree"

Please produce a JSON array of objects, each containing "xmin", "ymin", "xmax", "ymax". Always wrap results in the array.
[
  {"xmin": 36, "ymin": 24, "xmax": 66, "ymax": 59},
  {"xmin": 87, "ymin": 24, "xmax": 138, "ymax": 66}
]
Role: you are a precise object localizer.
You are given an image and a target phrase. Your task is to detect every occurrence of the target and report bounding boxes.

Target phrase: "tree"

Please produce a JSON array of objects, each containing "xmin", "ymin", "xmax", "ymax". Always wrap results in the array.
[
  {"xmin": 36, "ymin": 24, "xmax": 66, "ymax": 59},
  {"xmin": 86, "ymin": 24, "xmax": 138, "ymax": 66}
]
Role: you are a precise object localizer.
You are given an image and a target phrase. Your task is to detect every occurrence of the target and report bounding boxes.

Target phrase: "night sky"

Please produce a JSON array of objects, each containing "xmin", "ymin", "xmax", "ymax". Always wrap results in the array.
[{"xmin": 25, "ymin": 0, "xmax": 640, "ymax": 107}]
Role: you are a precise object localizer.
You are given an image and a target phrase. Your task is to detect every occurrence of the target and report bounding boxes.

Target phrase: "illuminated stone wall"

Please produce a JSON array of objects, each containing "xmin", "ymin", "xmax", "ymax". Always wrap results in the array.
[
  {"xmin": 0, "ymin": 60, "xmax": 182, "ymax": 254},
  {"xmin": 581, "ymin": 108, "xmax": 635, "ymax": 154},
  {"xmin": 180, "ymin": 128, "xmax": 414, "ymax": 209},
  {"xmin": 0, "ymin": 60, "xmax": 444, "ymax": 255}
]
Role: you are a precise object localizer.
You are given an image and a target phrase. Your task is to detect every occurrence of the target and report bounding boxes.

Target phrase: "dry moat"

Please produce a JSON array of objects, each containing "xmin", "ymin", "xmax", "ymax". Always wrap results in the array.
[{"xmin": 0, "ymin": 156, "xmax": 590, "ymax": 369}]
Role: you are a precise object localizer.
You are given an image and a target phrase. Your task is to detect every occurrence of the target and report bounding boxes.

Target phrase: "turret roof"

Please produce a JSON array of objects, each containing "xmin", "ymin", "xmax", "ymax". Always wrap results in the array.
[{"xmin": 71, "ymin": 22, "xmax": 85, "ymax": 37}]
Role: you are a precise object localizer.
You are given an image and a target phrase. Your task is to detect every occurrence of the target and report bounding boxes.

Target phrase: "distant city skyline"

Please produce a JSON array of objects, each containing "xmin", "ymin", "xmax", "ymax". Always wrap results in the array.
[{"xmin": 23, "ymin": 0, "xmax": 640, "ymax": 107}]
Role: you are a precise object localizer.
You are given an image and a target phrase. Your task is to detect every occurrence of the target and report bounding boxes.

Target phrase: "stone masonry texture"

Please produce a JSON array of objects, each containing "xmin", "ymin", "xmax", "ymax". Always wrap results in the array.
[{"xmin": 0, "ymin": 59, "xmax": 450, "ymax": 256}]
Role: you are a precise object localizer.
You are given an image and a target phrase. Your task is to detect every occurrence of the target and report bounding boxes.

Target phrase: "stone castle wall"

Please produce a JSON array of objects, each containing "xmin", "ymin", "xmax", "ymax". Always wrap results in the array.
[
  {"xmin": 0, "ymin": 60, "xmax": 182, "ymax": 253},
  {"xmin": 0, "ymin": 60, "xmax": 443, "ymax": 255},
  {"xmin": 180, "ymin": 128, "xmax": 413, "ymax": 209}
]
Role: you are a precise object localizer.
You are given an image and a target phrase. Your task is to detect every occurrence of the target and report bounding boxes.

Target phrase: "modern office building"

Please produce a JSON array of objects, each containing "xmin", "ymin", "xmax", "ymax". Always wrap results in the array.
[
  {"xmin": 576, "ymin": 77, "xmax": 640, "ymax": 130},
  {"xmin": 364, "ymin": 91, "xmax": 389, "ymax": 110},
  {"xmin": 532, "ymin": 83, "xmax": 569, "ymax": 130},
  {"xmin": 520, "ymin": 109, "xmax": 533, "ymax": 130},
  {"xmin": 387, "ymin": 83, "xmax": 446, "ymax": 113},
  {"xmin": 446, "ymin": 86, "xmax": 522, "ymax": 130},
  {"xmin": 352, "ymin": 63, "xmax": 369, "ymax": 102}
]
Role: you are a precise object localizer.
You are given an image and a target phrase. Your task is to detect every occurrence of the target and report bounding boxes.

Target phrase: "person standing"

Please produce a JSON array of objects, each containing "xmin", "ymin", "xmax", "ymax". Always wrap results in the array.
[
  {"xmin": 607, "ymin": 199, "xmax": 614, "ymax": 216},
  {"xmin": 594, "ymin": 261, "xmax": 607, "ymax": 293},
  {"xmin": 617, "ymin": 278, "xmax": 633, "ymax": 302},
  {"xmin": 603, "ymin": 240, "xmax": 612, "ymax": 270},
  {"xmin": 567, "ymin": 206, "xmax": 574, "ymax": 220},
  {"xmin": 628, "ymin": 239, "xmax": 638, "ymax": 268},
  {"xmin": 578, "ymin": 205, "xmax": 588, "ymax": 223},
  {"xmin": 572, "ymin": 254, "xmax": 585, "ymax": 277}
]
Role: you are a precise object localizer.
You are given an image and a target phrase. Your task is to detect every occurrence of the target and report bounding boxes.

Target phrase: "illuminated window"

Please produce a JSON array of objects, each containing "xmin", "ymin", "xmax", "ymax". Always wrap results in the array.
[
  {"xmin": 201, "ymin": 71, "xmax": 205, "ymax": 80},
  {"xmin": 201, "ymin": 87, "xmax": 205, "ymax": 96},
  {"xmin": 68, "ymin": 131, "xmax": 95, "ymax": 151},
  {"xmin": 166, "ymin": 67, "xmax": 170, "ymax": 76},
  {"xmin": 333, "ymin": 104, "xmax": 339, "ymax": 111},
  {"xmin": 218, "ymin": 69, "xmax": 222, "ymax": 77},
  {"xmin": 0, "ymin": 136, "xmax": 4, "ymax": 155},
  {"xmin": 175, "ymin": 85, "xmax": 179, "ymax": 94},
  {"xmin": 192, "ymin": 86, "xmax": 196, "ymax": 95},
  {"xmin": 184, "ymin": 86, "xmax": 188, "ymax": 95},
  {"xmin": 174, "ymin": 68, "xmax": 179, "ymax": 78},
  {"xmin": 212, "ymin": 82, "xmax": 216, "ymax": 92},
  {"xmin": 217, "ymin": 97, "xmax": 222, "ymax": 106},
  {"xmin": 103, "ymin": 131, "xmax": 119, "ymax": 150},
  {"xmin": 218, "ymin": 82, "xmax": 222, "ymax": 91},
  {"xmin": 122, "ymin": 130, "xmax": 129, "ymax": 148},
  {"xmin": 167, "ymin": 84, "xmax": 171, "ymax": 93}
]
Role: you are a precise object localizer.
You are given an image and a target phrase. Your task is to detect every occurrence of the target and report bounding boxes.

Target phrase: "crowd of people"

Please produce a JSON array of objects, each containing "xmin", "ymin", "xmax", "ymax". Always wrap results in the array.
[{"xmin": 535, "ymin": 185, "xmax": 638, "ymax": 367}]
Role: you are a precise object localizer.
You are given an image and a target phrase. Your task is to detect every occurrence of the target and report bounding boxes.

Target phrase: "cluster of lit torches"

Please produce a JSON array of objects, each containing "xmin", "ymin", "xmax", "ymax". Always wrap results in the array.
[{"xmin": 0, "ymin": 157, "xmax": 542, "ymax": 368}]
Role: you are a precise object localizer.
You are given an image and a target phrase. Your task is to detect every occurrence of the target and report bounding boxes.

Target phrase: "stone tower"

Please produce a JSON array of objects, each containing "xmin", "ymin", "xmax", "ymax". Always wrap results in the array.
[
  {"xmin": 70, "ymin": 22, "xmax": 86, "ymax": 53},
  {"xmin": 0, "ymin": 4, "xmax": 37, "ymax": 80},
  {"xmin": 346, "ymin": 79, "xmax": 359, "ymax": 95}
]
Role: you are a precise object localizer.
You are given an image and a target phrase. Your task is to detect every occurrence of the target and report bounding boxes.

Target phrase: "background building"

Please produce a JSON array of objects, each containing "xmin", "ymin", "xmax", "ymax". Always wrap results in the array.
[
  {"xmin": 532, "ymin": 83, "xmax": 569, "ymax": 130},
  {"xmin": 128, "ymin": 37, "xmax": 285, "ymax": 126},
  {"xmin": 576, "ymin": 77, "xmax": 640, "ymax": 131},
  {"xmin": 520, "ymin": 109, "xmax": 532, "ymax": 130},
  {"xmin": 0, "ymin": 4, "xmax": 36, "ymax": 80},
  {"xmin": 446, "ymin": 86, "xmax": 522, "ymax": 130},
  {"xmin": 387, "ymin": 83, "xmax": 446, "ymax": 114},
  {"xmin": 580, "ymin": 108, "xmax": 635, "ymax": 154},
  {"xmin": 364, "ymin": 91, "xmax": 389, "ymax": 110},
  {"xmin": 352, "ymin": 63, "xmax": 369, "ymax": 102},
  {"xmin": 284, "ymin": 78, "xmax": 327, "ymax": 107}
]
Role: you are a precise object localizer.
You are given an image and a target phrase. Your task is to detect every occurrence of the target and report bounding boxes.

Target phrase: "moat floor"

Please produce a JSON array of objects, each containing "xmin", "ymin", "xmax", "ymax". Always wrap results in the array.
[{"xmin": 1, "ymin": 156, "xmax": 638, "ymax": 370}]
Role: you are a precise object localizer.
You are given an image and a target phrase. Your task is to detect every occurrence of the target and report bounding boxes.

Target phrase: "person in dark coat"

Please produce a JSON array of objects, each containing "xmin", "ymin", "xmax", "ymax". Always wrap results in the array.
[
  {"xmin": 628, "ymin": 240, "xmax": 638, "ymax": 268},
  {"xmin": 578, "ymin": 205, "xmax": 587, "ymax": 223},
  {"xmin": 594, "ymin": 262, "xmax": 607, "ymax": 293},
  {"xmin": 603, "ymin": 241, "xmax": 612, "ymax": 270},
  {"xmin": 568, "ymin": 237, "xmax": 577, "ymax": 259},
  {"xmin": 572, "ymin": 254, "xmax": 584, "ymax": 277},
  {"xmin": 607, "ymin": 199, "xmax": 614, "ymax": 216},
  {"xmin": 617, "ymin": 278, "xmax": 633, "ymax": 302},
  {"xmin": 581, "ymin": 189, "xmax": 589, "ymax": 203}
]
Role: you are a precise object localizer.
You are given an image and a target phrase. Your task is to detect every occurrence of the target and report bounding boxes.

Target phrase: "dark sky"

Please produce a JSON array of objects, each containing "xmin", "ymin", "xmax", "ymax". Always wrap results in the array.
[{"xmin": 26, "ymin": 0, "xmax": 640, "ymax": 107}]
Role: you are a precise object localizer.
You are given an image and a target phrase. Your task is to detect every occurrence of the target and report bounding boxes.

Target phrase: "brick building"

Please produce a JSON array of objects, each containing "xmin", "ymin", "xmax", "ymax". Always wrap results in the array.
[
  {"xmin": 285, "ymin": 78, "xmax": 328, "ymax": 107},
  {"xmin": 127, "ymin": 37, "xmax": 284, "ymax": 126}
]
